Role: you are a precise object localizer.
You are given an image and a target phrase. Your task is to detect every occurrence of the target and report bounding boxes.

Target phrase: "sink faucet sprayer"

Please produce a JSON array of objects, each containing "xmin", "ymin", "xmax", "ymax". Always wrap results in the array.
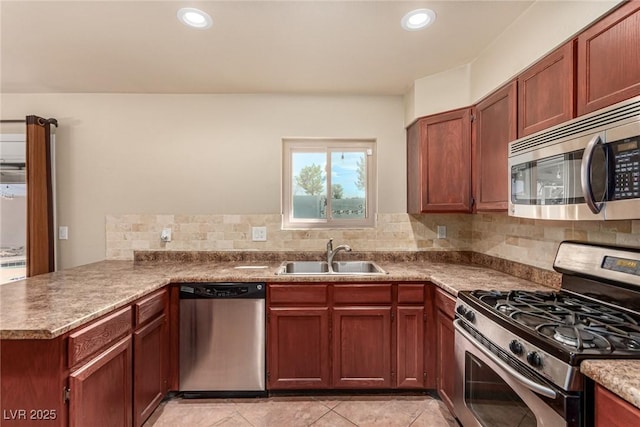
[{"xmin": 327, "ymin": 238, "xmax": 352, "ymax": 272}]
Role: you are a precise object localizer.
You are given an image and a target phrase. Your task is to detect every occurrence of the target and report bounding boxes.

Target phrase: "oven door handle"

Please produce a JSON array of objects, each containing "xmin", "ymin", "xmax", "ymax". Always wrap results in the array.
[{"xmin": 454, "ymin": 319, "xmax": 557, "ymax": 399}]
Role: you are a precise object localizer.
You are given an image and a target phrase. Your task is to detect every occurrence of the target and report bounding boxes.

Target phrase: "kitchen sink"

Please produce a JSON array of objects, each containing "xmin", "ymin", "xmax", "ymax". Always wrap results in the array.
[{"xmin": 276, "ymin": 260, "xmax": 386, "ymax": 275}]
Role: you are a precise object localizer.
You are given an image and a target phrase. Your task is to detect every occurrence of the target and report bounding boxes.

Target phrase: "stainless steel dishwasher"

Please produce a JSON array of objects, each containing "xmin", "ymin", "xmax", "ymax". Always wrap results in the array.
[{"xmin": 179, "ymin": 282, "xmax": 266, "ymax": 397}]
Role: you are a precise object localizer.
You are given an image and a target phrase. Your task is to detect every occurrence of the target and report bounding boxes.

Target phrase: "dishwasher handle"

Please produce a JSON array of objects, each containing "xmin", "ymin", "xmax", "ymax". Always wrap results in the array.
[{"xmin": 179, "ymin": 282, "xmax": 266, "ymax": 299}]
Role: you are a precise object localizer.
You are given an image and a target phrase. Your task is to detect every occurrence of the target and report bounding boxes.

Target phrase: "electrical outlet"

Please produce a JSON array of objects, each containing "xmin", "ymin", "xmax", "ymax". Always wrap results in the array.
[
  {"xmin": 437, "ymin": 225, "xmax": 446, "ymax": 239},
  {"xmin": 58, "ymin": 226, "xmax": 68, "ymax": 240},
  {"xmin": 160, "ymin": 228, "xmax": 172, "ymax": 242},
  {"xmin": 252, "ymin": 226, "xmax": 267, "ymax": 241}
]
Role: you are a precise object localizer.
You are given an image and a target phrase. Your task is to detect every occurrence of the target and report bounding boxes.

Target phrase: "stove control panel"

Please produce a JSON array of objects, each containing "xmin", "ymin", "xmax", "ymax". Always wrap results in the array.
[{"xmin": 456, "ymin": 305, "xmax": 476, "ymax": 323}]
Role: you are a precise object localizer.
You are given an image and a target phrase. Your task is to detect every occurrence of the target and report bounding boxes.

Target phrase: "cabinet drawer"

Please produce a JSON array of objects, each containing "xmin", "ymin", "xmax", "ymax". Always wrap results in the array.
[
  {"xmin": 398, "ymin": 285, "xmax": 424, "ymax": 304},
  {"xmin": 68, "ymin": 306, "xmax": 132, "ymax": 368},
  {"xmin": 333, "ymin": 284, "xmax": 392, "ymax": 305},
  {"xmin": 269, "ymin": 284, "xmax": 328, "ymax": 305},
  {"xmin": 135, "ymin": 289, "xmax": 166, "ymax": 326},
  {"xmin": 435, "ymin": 289, "xmax": 456, "ymax": 318}
]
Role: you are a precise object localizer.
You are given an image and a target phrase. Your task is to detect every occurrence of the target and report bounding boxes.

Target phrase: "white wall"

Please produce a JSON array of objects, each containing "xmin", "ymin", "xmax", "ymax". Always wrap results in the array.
[
  {"xmin": 407, "ymin": 64, "xmax": 471, "ymax": 123},
  {"xmin": 1, "ymin": 94, "xmax": 406, "ymax": 269}
]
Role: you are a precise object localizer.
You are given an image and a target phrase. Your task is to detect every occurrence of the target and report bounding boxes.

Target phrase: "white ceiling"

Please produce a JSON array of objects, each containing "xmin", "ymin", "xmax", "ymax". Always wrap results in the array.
[{"xmin": 1, "ymin": 0, "xmax": 535, "ymax": 95}]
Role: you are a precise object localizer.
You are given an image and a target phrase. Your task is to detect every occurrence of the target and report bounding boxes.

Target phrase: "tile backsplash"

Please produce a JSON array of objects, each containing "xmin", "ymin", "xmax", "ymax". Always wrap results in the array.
[{"xmin": 106, "ymin": 212, "xmax": 639, "ymax": 271}]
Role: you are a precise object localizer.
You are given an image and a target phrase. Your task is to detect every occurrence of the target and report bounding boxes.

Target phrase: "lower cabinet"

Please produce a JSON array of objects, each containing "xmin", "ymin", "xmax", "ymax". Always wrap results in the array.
[
  {"xmin": 332, "ymin": 307, "xmax": 392, "ymax": 388},
  {"xmin": 267, "ymin": 283, "xmax": 428, "ymax": 390},
  {"xmin": 435, "ymin": 288, "xmax": 456, "ymax": 414},
  {"xmin": 133, "ymin": 313, "xmax": 168, "ymax": 427},
  {"xmin": 267, "ymin": 307, "xmax": 330, "ymax": 389},
  {"xmin": 69, "ymin": 336, "xmax": 133, "ymax": 427},
  {"xmin": 595, "ymin": 383, "xmax": 640, "ymax": 426}
]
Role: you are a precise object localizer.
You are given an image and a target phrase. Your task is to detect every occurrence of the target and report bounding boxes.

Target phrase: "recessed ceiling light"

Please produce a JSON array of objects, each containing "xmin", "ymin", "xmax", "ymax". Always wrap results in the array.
[
  {"xmin": 401, "ymin": 8, "xmax": 436, "ymax": 31},
  {"xmin": 177, "ymin": 7, "xmax": 212, "ymax": 29}
]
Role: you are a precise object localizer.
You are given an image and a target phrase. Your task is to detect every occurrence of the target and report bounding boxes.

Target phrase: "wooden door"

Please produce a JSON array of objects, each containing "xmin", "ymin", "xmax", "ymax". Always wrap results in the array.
[
  {"xmin": 396, "ymin": 306, "xmax": 425, "ymax": 388},
  {"xmin": 267, "ymin": 307, "xmax": 330, "ymax": 389},
  {"xmin": 436, "ymin": 289, "xmax": 456, "ymax": 414},
  {"xmin": 407, "ymin": 119, "xmax": 423, "ymax": 214},
  {"xmin": 474, "ymin": 81, "xmax": 517, "ymax": 211},
  {"xmin": 332, "ymin": 307, "xmax": 392, "ymax": 388},
  {"xmin": 518, "ymin": 41, "xmax": 575, "ymax": 137},
  {"xmin": 133, "ymin": 314, "xmax": 167, "ymax": 427},
  {"xmin": 69, "ymin": 336, "xmax": 133, "ymax": 427},
  {"xmin": 418, "ymin": 108, "xmax": 473, "ymax": 213},
  {"xmin": 577, "ymin": 1, "xmax": 640, "ymax": 115}
]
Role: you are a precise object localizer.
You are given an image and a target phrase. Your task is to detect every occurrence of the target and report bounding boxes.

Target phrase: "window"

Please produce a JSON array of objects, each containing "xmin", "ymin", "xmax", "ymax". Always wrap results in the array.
[{"xmin": 282, "ymin": 139, "xmax": 376, "ymax": 229}]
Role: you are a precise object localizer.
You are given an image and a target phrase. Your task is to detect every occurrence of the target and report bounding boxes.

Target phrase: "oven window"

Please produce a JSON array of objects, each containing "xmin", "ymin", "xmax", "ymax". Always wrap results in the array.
[{"xmin": 465, "ymin": 352, "xmax": 536, "ymax": 427}]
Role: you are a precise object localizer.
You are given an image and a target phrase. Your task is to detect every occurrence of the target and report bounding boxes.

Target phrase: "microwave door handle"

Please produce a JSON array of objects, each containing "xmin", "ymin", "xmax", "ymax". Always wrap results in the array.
[
  {"xmin": 454, "ymin": 320, "xmax": 557, "ymax": 399},
  {"xmin": 580, "ymin": 134, "xmax": 605, "ymax": 214}
]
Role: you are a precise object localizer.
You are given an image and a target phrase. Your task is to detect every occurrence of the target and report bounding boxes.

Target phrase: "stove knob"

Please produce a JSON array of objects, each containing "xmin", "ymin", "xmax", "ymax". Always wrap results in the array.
[
  {"xmin": 456, "ymin": 305, "xmax": 468, "ymax": 316},
  {"xmin": 509, "ymin": 340, "xmax": 524, "ymax": 355},
  {"xmin": 464, "ymin": 310, "xmax": 475, "ymax": 323},
  {"xmin": 526, "ymin": 351, "xmax": 543, "ymax": 368}
]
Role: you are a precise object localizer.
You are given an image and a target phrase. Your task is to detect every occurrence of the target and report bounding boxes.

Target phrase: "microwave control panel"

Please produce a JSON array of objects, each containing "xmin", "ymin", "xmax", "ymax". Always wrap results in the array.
[{"xmin": 611, "ymin": 136, "xmax": 640, "ymax": 199}]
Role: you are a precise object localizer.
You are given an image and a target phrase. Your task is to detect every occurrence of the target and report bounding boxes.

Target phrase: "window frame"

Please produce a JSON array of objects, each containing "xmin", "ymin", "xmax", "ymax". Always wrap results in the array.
[{"xmin": 282, "ymin": 138, "xmax": 377, "ymax": 229}]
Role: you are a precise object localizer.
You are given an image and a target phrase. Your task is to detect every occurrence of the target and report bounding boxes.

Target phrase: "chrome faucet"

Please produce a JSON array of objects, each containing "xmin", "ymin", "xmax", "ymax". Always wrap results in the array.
[{"xmin": 327, "ymin": 238, "xmax": 352, "ymax": 272}]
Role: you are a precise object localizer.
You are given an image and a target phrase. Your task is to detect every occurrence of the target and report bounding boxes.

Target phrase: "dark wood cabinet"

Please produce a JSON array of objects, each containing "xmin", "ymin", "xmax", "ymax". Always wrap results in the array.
[
  {"xmin": 133, "ymin": 314, "xmax": 167, "ymax": 427},
  {"xmin": 267, "ymin": 283, "xmax": 429, "ymax": 390},
  {"xmin": 69, "ymin": 336, "xmax": 133, "ymax": 427},
  {"xmin": 473, "ymin": 80, "xmax": 517, "ymax": 211},
  {"xmin": 396, "ymin": 284, "xmax": 426, "ymax": 389},
  {"xmin": 595, "ymin": 383, "xmax": 640, "ymax": 426},
  {"xmin": 407, "ymin": 108, "xmax": 473, "ymax": 213},
  {"xmin": 267, "ymin": 284, "xmax": 330, "ymax": 389},
  {"xmin": 577, "ymin": 1, "xmax": 640, "ymax": 116},
  {"xmin": 332, "ymin": 307, "xmax": 392, "ymax": 388},
  {"xmin": 133, "ymin": 290, "xmax": 168, "ymax": 427},
  {"xmin": 518, "ymin": 41, "xmax": 575, "ymax": 137},
  {"xmin": 435, "ymin": 288, "xmax": 456, "ymax": 415},
  {"xmin": 267, "ymin": 307, "xmax": 330, "ymax": 389}
]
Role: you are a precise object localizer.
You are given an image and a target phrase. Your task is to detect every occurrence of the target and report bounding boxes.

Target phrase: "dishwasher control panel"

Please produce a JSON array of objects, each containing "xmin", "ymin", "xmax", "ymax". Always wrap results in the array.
[{"xmin": 180, "ymin": 282, "xmax": 265, "ymax": 299}]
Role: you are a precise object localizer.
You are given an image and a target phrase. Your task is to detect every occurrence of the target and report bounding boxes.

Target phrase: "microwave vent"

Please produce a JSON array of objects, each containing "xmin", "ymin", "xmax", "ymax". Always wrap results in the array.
[{"xmin": 509, "ymin": 97, "xmax": 640, "ymax": 156}]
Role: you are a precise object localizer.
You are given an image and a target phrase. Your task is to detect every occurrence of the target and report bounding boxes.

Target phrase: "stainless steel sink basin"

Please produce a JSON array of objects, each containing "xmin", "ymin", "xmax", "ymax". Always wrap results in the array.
[
  {"xmin": 278, "ymin": 261, "xmax": 329, "ymax": 274},
  {"xmin": 331, "ymin": 261, "xmax": 386, "ymax": 274},
  {"xmin": 276, "ymin": 260, "xmax": 386, "ymax": 275}
]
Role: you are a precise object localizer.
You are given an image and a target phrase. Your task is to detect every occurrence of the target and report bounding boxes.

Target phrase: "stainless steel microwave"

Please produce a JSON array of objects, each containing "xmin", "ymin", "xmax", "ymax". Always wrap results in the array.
[{"xmin": 508, "ymin": 96, "xmax": 640, "ymax": 221}]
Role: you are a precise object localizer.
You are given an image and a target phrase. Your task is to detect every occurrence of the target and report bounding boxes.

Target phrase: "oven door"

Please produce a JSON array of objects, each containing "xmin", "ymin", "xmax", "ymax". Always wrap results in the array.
[{"xmin": 453, "ymin": 320, "xmax": 581, "ymax": 427}]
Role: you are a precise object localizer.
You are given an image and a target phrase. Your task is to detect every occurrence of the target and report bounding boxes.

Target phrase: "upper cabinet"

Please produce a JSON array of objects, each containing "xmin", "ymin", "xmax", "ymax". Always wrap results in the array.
[
  {"xmin": 518, "ymin": 41, "xmax": 575, "ymax": 137},
  {"xmin": 407, "ymin": 108, "xmax": 473, "ymax": 214},
  {"xmin": 473, "ymin": 81, "xmax": 517, "ymax": 211},
  {"xmin": 577, "ymin": 1, "xmax": 640, "ymax": 116}
]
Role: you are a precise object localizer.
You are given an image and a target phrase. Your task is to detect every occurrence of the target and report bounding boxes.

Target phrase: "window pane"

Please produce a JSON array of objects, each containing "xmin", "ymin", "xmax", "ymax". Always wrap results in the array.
[
  {"xmin": 330, "ymin": 151, "xmax": 366, "ymax": 219},
  {"xmin": 292, "ymin": 152, "xmax": 327, "ymax": 219}
]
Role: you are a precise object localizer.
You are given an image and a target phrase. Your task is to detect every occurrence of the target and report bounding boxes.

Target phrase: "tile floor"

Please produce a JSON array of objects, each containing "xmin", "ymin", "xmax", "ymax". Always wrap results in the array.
[{"xmin": 143, "ymin": 394, "xmax": 459, "ymax": 427}]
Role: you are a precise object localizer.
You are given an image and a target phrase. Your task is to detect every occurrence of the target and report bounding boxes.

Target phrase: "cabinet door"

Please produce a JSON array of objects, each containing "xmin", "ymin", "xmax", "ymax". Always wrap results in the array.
[
  {"xmin": 595, "ymin": 383, "xmax": 640, "ymax": 427},
  {"xmin": 518, "ymin": 41, "xmax": 575, "ymax": 137},
  {"xmin": 268, "ymin": 307, "xmax": 330, "ymax": 389},
  {"xmin": 332, "ymin": 307, "xmax": 392, "ymax": 388},
  {"xmin": 69, "ymin": 336, "xmax": 133, "ymax": 427},
  {"xmin": 436, "ymin": 290, "xmax": 456, "ymax": 414},
  {"xmin": 577, "ymin": 2, "xmax": 640, "ymax": 116},
  {"xmin": 396, "ymin": 306, "xmax": 425, "ymax": 388},
  {"xmin": 416, "ymin": 108, "xmax": 473, "ymax": 213},
  {"xmin": 133, "ymin": 314, "xmax": 167, "ymax": 427},
  {"xmin": 474, "ymin": 81, "xmax": 517, "ymax": 211}
]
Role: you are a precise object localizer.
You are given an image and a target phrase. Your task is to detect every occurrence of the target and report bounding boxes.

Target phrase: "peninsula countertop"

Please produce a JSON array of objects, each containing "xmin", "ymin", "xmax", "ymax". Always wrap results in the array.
[{"xmin": 0, "ymin": 252, "xmax": 556, "ymax": 340}]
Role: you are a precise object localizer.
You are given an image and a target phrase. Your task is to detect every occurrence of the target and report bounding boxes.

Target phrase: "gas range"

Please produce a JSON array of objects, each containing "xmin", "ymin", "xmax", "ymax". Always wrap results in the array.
[{"xmin": 456, "ymin": 242, "xmax": 640, "ymax": 392}]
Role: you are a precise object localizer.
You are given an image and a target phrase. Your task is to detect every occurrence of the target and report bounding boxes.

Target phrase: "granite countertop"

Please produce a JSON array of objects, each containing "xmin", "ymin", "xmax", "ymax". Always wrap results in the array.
[
  {"xmin": 581, "ymin": 360, "xmax": 640, "ymax": 409},
  {"xmin": 0, "ymin": 252, "xmax": 555, "ymax": 340}
]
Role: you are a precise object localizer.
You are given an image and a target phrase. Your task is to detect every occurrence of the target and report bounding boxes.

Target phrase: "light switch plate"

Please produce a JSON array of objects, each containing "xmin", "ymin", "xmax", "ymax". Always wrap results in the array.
[
  {"xmin": 160, "ymin": 228, "xmax": 172, "ymax": 242},
  {"xmin": 58, "ymin": 226, "xmax": 68, "ymax": 240},
  {"xmin": 437, "ymin": 225, "xmax": 446, "ymax": 239},
  {"xmin": 252, "ymin": 226, "xmax": 267, "ymax": 241}
]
